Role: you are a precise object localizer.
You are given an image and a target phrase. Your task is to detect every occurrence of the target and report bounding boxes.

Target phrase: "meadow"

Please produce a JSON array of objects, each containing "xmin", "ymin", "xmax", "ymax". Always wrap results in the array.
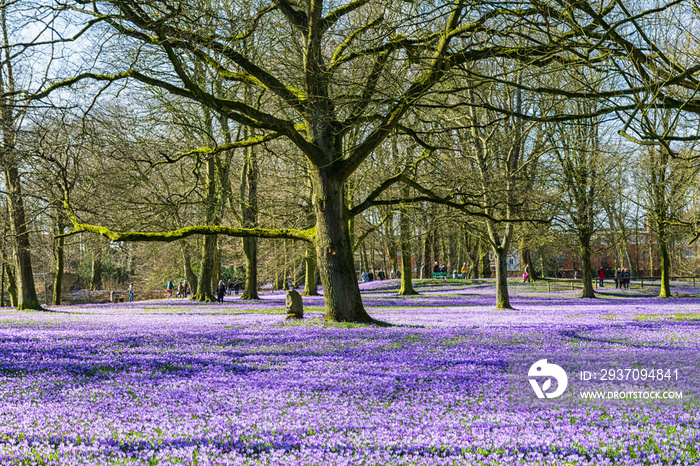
[{"xmin": 0, "ymin": 279, "xmax": 698, "ymax": 465}]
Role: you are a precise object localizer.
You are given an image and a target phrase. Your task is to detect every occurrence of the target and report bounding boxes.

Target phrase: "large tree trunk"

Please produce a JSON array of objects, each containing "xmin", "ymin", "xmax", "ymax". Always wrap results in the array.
[
  {"xmin": 241, "ymin": 236, "xmax": 259, "ymax": 299},
  {"xmin": 240, "ymin": 128, "xmax": 259, "ymax": 300},
  {"xmin": 397, "ymin": 195, "xmax": 417, "ymax": 295},
  {"xmin": 302, "ymin": 242, "xmax": 318, "ymax": 296},
  {"xmin": 3, "ymin": 164, "xmax": 40, "ymax": 310},
  {"xmin": 194, "ymin": 235, "xmax": 215, "ymax": 301},
  {"xmin": 579, "ymin": 234, "xmax": 596, "ymax": 298},
  {"xmin": 494, "ymin": 246, "xmax": 511, "ymax": 309},
  {"xmin": 311, "ymin": 167, "xmax": 371, "ymax": 322},
  {"xmin": 657, "ymin": 225, "xmax": 671, "ymax": 298}
]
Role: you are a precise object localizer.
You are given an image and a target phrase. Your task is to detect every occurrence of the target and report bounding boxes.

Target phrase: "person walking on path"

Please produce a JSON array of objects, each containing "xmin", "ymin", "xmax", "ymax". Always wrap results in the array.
[
  {"xmin": 216, "ymin": 280, "xmax": 226, "ymax": 303},
  {"xmin": 461, "ymin": 263, "xmax": 469, "ymax": 279},
  {"xmin": 524, "ymin": 264, "xmax": 532, "ymax": 283},
  {"xmin": 166, "ymin": 280, "xmax": 174, "ymax": 298},
  {"xmin": 598, "ymin": 267, "xmax": 605, "ymax": 287},
  {"xmin": 128, "ymin": 283, "xmax": 134, "ymax": 303}
]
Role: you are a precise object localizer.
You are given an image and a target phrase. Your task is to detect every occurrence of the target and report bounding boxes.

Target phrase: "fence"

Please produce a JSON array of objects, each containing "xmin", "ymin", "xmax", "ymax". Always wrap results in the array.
[{"xmin": 540, "ymin": 276, "xmax": 700, "ymax": 292}]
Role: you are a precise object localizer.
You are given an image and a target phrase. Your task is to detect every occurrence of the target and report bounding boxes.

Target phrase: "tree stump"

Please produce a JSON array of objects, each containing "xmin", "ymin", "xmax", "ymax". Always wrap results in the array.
[{"xmin": 286, "ymin": 290, "xmax": 303, "ymax": 320}]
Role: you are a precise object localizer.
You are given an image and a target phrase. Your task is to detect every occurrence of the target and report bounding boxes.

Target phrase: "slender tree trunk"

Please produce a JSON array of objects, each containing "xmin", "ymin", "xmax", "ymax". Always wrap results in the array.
[
  {"xmin": 283, "ymin": 239, "xmax": 290, "ymax": 290},
  {"xmin": 657, "ymin": 225, "xmax": 671, "ymax": 298},
  {"xmin": 478, "ymin": 241, "xmax": 491, "ymax": 278},
  {"xmin": 52, "ymin": 225, "xmax": 65, "ymax": 305},
  {"xmin": 211, "ymin": 237, "xmax": 221, "ymax": 291},
  {"xmin": 5, "ymin": 263, "xmax": 16, "ymax": 307},
  {"xmin": 311, "ymin": 167, "xmax": 371, "ymax": 322},
  {"xmin": 385, "ymin": 209, "xmax": 398, "ymax": 275},
  {"xmin": 240, "ymin": 127, "xmax": 259, "ymax": 299},
  {"xmin": 422, "ymin": 225, "xmax": 433, "ymax": 279},
  {"xmin": 519, "ymin": 237, "xmax": 533, "ymax": 279},
  {"xmin": 302, "ymin": 242, "xmax": 318, "ymax": 295},
  {"xmin": 181, "ymin": 242, "xmax": 198, "ymax": 296},
  {"xmin": 90, "ymin": 248, "xmax": 102, "ymax": 291}
]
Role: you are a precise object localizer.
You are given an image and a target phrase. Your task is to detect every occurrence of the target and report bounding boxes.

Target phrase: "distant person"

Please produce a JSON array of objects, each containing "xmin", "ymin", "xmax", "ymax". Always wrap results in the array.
[
  {"xmin": 176, "ymin": 282, "xmax": 183, "ymax": 298},
  {"xmin": 522, "ymin": 270, "xmax": 529, "ymax": 284},
  {"xmin": 433, "ymin": 261, "xmax": 440, "ymax": 273},
  {"xmin": 216, "ymin": 280, "xmax": 226, "ymax": 303},
  {"xmin": 461, "ymin": 263, "xmax": 468, "ymax": 279},
  {"xmin": 166, "ymin": 280, "xmax": 174, "ymax": 298},
  {"xmin": 183, "ymin": 281, "xmax": 189, "ymax": 297},
  {"xmin": 390, "ymin": 269, "xmax": 396, "ymax": 279},
  {"xmin": 361, "ymin": 271, "xmax": 368, "ymax": 282},
  {"xmin": 128, "ymin": 283, "xmax": 134, "ymax": 302},
  {"xmin": 378, "ymin": 270, "xmax": 385, "ymax": 280},
  {"xmin": 227, "ymin": 279, "xmax": 232, "ymax": 295},
  {"xmin": 598, "ymin": 267, "xmax": 605, "ymax": 287},
  {"xmin": 233, "ymin": 279, "xmax": 240, "ymax": 295},
  {"xmin": 524, "ymin": 263, "xmax": 532, "ymax": 283},
  {"xmin": 622, "ymin": 268, "xmax": 630, "ymax": 289},
  {"xmin": 368, "ymin": 271, "xmax": 374, "ymax": 282},
  {"xmin": 440, "ymin": 264, "xmax": 447, "ymax": 274},
  {"xmin": 615, "ymin": 267, "xmax": 621, "ymax": 289}
]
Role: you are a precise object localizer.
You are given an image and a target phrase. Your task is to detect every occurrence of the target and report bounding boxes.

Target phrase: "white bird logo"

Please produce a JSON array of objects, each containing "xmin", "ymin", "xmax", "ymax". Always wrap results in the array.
[{"xmin": 528, "ymin": 359, "xmax": 568, "ymax": 399}]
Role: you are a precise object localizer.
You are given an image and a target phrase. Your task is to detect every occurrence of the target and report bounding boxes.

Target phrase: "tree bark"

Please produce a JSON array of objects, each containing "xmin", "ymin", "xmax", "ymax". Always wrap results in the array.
[
  {"xmin": 52, "ymin": 222, "xmax": 65, "ymax": 305},
  {"xmin": 181, "ymin": 242, "xmax": 198, "ymax": 296},
  {"xmin": 241, "ymin": 236, "xmax": 259, "ymax": 299},
  {"xmin": 657, "ymin": 224, "xmax": 671, "ymax": 298},
  {"xmin": 211, "ymin": 237, "xmax": 221, "ymax": 291},
  {"xmin": 3, "ymin": 163, "xmax": 40, "ymax": 309},
  {"xmin": 311, "ymin": 167, "xmax": 371, "ymax": 322},
  {"xmin": 5, "ymin": 263, "xmax": 16, "ymax": 307},
  {"xmin": 494, "ymin": 246, "xmax": 511, "ymax": 309},
  {"xmin": 397, "ymin": 193, "xmax": 417, "ymax": 295},
  {"xmin": 194, "ymin": 235, "xmax": 216, "ymax": 301},
  {"xmin": 240, "ymin": 128, "xmax": 259, "ymax": 300},
  {"xmin": 90, "ymin": 248, "xmax": 102, "ymax": 291},
  {"xmin": 478, "ymin": 241, "xmax": 491, "ymax": 278},
  {"xmin": 579, "ymin": 233, "xmax": 596, "ymax": 298},
  {"xmin": 0, "ymin": 6, "xmax": 39, "ymax": 310},
  {"xmin": 302, "ymin": 242, "xmax": 318, "ymax": 295}
]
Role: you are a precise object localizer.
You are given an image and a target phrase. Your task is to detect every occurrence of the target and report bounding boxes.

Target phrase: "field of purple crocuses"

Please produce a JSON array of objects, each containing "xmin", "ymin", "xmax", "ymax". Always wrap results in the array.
[{"xmin": 0, "ymin": 279, "xmax": 698, "ymax": 465}]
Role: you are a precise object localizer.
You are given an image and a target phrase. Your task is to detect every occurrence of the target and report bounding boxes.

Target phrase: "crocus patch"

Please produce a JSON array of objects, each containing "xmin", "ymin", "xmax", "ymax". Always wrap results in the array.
[{"xmin": 0, "ymin": 279, "xmax": 698, "ymax": 465}]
